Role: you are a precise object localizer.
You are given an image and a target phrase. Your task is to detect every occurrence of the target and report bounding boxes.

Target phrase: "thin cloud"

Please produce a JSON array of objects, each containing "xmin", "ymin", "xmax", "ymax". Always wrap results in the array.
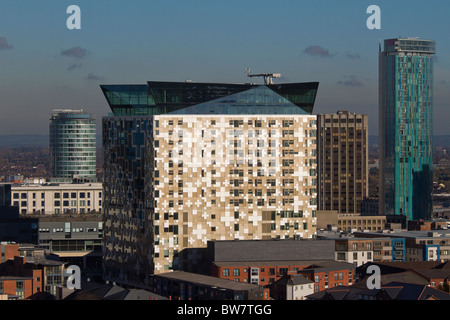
[
  {"xmin": 303, "ymin": 45, "xmax": 335, "ymax": 58},
  {"xmin": 84, "ymin": 73, "xmax": 105, "ymax": 81},
  {"xmin": 338, "ymin": 75, "xmax": 363, "ymax": 87},
  {"xmin": 0, "ymin": 37, "xmax": 13, "ymax": 51},
  {"xmin": 61, "ymin": 46, "xmax": 88, "ymax": 60},
  {"xmin": 345, "ymin": 52, "xmax": 361, "ymax": 59},
  {"xmin": 68, "ymin": 63, "xmax": 82, "ymax": 71}
]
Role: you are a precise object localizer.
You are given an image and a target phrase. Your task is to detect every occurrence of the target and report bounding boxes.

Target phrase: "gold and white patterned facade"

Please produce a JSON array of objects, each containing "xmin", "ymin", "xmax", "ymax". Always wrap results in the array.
[
  {"xmin": 103, "ymin": 114, "xmax": 318, "ymax": 284},
  {"xmin": 150, "ymin": 115, "xmax": 318, "ymax": 273}
]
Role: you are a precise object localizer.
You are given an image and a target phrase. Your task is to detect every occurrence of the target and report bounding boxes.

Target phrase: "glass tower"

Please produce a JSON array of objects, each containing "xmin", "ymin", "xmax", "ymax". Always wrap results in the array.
[
  {"xmin": 49, "ymin": 109, "xmax": 97, "ymax": 182},
  {"xmin": 379, "ymin": 38, "xmax": 435, "ymax": 221}
]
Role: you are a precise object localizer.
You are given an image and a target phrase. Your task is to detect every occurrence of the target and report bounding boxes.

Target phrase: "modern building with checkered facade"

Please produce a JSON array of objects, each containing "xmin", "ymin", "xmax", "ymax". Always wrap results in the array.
[{"xmin": 101, "ymin": 80, "xmax": 320, "ymax": 287}]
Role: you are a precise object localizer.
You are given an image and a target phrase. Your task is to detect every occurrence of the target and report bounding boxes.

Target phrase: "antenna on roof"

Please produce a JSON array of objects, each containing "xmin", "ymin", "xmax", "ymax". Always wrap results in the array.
[{"xmin": 246, "ymin": 67, "xmax": 281, "ymax": 85}]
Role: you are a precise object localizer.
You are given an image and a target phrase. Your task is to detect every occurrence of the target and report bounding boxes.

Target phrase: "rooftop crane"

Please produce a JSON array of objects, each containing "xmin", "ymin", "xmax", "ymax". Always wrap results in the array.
[{"xmin": 246, "ymin": 68, "xmax": 281, "ymax": 85}]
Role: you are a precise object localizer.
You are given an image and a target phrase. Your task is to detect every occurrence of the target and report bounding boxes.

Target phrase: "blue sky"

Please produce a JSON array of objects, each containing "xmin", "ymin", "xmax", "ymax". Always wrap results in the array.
[{"xmin": 0, "ymin": 0, "xmax": 449, "ymax": 135}]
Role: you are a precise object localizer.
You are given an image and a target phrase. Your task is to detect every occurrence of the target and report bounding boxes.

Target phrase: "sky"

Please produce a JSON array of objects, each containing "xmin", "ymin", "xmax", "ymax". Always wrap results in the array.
[{"xmin": 0, "ymin": 0, "xmax": 449, "ymax": 136}]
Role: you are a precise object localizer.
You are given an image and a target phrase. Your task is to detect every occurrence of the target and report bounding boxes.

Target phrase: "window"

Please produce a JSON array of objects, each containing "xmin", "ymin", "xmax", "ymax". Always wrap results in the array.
[
  {"xmin": 16, "ymin": 280, "xmax": 24, "ymax": 289},
  {"xmin": 222, "ymin": 269, "xmax": 230, "ymax": 277}
]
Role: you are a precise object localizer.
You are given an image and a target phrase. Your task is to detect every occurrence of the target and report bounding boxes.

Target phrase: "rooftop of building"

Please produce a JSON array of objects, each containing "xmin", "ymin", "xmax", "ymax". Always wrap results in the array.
[
  {"xmin": 383, "ymin": 37, "xmax": 435, "ymax": 54},
  {"xmin": 9, "ymin": 182, "xmax": 102, "ymax": 190},
  {"xmin": 214, "ymin": 259, "xmax": 355, "ymax": 272},
  {"xmin": 318, "ymin": 110, "xmax": 368, "ymax": 117},
  {"xmin": 50, "ymin": 109, "xmax": 95, "ymax": 120},
  {"xmin": 22, "ymin": 213, "xmax": 102, "ymax": 222},
  {"xmin": 276, "ymin": 274, "xmax": 314, "ymax": 286},
  {"xmin": 213, "ymin": 259, "xmax": 325, "ymax": 267},
  {"xmin": 63, "ymin": 281, "xmax": 167, "ymax": 300},
  {"xmin": 354, "ymin": 229, "xmax": 450, "ymax": 240},
  {"xmin": 307, "ymin": 281, "xmax": 450, "ymax": 300},
  {"xmin": 154, "ymin": 271, "xmax": 266, "ymax": 291},
  {"xmin": 0, "ymin": 276, "xmax": 33, "ymax": 281},
  {"xmin": 208, "ymin": 238, "xmax": 335, "ymax": 262},
  {"xmin": 359, "ymin": 260, "xmax": 450, "ymax": 272},
  {"xmin": 101, "ymin": 80, "xmax": 319, "ymax": 116}
]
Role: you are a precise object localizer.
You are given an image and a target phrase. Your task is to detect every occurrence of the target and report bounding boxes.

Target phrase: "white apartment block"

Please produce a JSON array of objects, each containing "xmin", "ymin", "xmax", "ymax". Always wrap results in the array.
[
  {"xmin": 335, "ymin": 238, "xmax": 374, "ymax": 267},
  {"xmin": 10, "ymin": 183, "xmax": 102, "ymax": 215}
]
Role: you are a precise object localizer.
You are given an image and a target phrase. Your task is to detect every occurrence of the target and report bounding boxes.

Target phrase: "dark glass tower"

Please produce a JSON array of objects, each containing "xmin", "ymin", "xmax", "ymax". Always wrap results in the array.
[{"xmin": 379, "ymin": 38, "xmax": 435, "ymax": 221}]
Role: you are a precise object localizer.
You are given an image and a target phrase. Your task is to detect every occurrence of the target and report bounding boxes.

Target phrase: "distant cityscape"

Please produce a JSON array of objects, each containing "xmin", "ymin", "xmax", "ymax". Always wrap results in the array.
[{"xmin": 2, "ymin": 37, "xmax": 450, "ymax": 304}]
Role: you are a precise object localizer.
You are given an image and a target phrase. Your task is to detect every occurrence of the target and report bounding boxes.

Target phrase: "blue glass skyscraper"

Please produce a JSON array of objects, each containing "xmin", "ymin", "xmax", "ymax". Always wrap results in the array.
[{"xmin": 379, "ymin": 38, "xmax": 435, "ymax": 221}]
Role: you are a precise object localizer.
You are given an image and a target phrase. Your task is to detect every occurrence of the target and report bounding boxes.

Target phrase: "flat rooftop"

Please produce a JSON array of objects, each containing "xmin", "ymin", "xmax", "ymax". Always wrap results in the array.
[{"xmin": 154, "ymin": 271, "xmax": 265, "ymax": 291}]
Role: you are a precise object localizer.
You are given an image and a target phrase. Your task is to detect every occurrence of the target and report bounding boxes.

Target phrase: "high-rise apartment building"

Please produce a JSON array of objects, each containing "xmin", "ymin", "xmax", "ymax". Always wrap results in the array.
[
  {"xmin": 49, "ymin": 109, "xmax": 97, "ymax": 182},
  {"xmin": 379, "ymin": 38, "xmax": 435, "ymax": 221},
  {"xmin": 317, "ymin": 111, "xmax": 369, "ymax": 214},
  {"xmin": 101, "ymin": 80, "xmax": 319, "ymax": 286}
]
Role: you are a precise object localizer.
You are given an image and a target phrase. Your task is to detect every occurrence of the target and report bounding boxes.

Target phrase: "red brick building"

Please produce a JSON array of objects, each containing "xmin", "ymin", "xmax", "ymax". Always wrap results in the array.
[
  {"xmin": 0, "ymin": 276, "xmax": 34, "ymax": 299},
  {"xmin": 0, "ymin": 243, "xmax": 20, "ymax": 263},
  {"xmin": 0, "ymin": 243, "xmax": 65, "ymax": 299},
  {"xmin": 212, "ymin": 260, "xmax": 355, "ymax": 293},
  {"xmin": 212, "ymin": 261, "xmax": 311, "ymax": 286}
]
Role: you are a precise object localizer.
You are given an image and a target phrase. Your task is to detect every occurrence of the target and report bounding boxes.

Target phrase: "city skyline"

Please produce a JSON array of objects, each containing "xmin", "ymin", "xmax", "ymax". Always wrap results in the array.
[{"xmin": 0, "ymin": 1, "xmax": 449, "ymax": 136}]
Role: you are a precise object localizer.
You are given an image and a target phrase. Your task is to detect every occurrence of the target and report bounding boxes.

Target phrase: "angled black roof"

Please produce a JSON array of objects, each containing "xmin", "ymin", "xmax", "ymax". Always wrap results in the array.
[{"xmin": 101, "ymin": 81, "xmax": 319, "ymax": 116}]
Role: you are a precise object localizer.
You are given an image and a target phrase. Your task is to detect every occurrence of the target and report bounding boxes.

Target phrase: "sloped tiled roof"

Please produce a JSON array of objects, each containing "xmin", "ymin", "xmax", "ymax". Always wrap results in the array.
[{"xmin": 306, "ymin": 282, "xmax": 450, "ymax": 300}]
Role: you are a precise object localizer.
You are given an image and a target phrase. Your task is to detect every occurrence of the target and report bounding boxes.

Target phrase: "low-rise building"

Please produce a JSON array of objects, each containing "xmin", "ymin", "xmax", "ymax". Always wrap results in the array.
[
  {"xmin": 207, "ymin": 239, "xmax": 335, "ymax": 285},
  {"xmin": 354, "ymin": 230, "xmax": 450, "ymax": 262},
  {"xmin": 0, "ymin": 243, "xmax": 66, "ymax": 299},
  {"xmin": 0, "ymin": 276, "xmax": 33, "ymax": 300},
  {"xmin": 357, "ymin": 261, "xmax": 450, "ymax": 291},
  {"xmin": 206, "ymin": 239, "xmax": 355, "ymax": 295},
  {"xmin": 1, "ymin": 201, "xmax": 103, "ymax": 281},
  {"xmin": 270, "ymin": 274, "xmax": 314, "ymax": 300},
  {"xmin": 306, "ymin": 281, "xmax": 450, "ymax": 300},
  {"xmin": 10, "ymin": 182, "xmax": 102, "ymax": 215},
  {"xmin": 36, "ymin": 214, "xmax": 103, "ymax": 281},
  {"xmin": 317, "ymin": 210, "xmax": 407, "ymax": 232},
  {"xmin": 334, "ymin": 237, "xmax": 374, "ymax": 267},
  {"xmin": 297, "ymin": 261, "xmax": 355, "ymax": 291},
  {"xmin": 408, "ymin": 219, "xmax": 450, "ymax": 231},
  {"xmin": 151, "ymin": 271, "xmax": 270, "ymax": 300}
]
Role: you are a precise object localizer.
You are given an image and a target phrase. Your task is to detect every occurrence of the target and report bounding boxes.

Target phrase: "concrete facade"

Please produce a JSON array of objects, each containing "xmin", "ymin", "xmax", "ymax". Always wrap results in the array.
[{"xmin": 10, "ymin": 183, "xmax": 102, "ymax": 215}]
